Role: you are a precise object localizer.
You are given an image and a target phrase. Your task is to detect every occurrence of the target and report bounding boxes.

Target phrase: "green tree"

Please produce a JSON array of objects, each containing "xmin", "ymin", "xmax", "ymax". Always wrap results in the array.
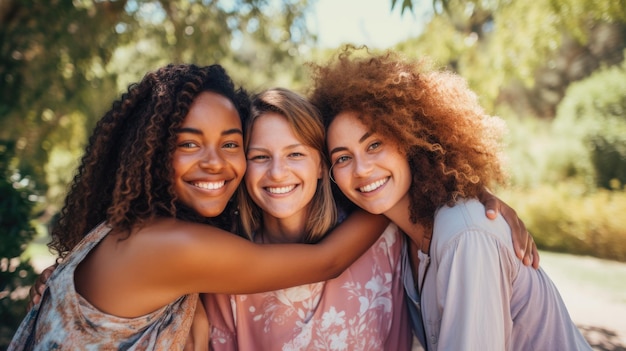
[
  {"xmin": 0, "ymin": 141, "xmax": 37, "ymax": 349},
  {"xmin": 1, "ymin": 0, "xmax": 313, "ymax": 215},
  {"xmin": 393, "ymin": 0, "xmax": 626, "ymax": 117}
]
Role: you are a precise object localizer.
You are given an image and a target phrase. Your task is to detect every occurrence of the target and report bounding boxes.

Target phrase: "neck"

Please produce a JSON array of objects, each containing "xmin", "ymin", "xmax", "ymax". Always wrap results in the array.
[
  {"xmin": 256, "ymin": 212, "xmax": 307, "ymax": 244},
  {"xmin": 384, "ymin": 195, "xmax": 428, "ymax": 251}
]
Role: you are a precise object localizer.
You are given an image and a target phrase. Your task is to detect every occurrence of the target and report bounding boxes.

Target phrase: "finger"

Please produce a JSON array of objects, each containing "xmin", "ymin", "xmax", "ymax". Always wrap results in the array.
[
  {"xmin": 517, "ymin": 219, "xmax": 531, "ymax": 264},
  {"xmin": 522, "ymin": 233, "xmax": 533, "ymax": 267},
  {"xmin": 531, "ymin": 240, "xmax": 540, "ymax": 269},
  {"xmin": 480, "ymin": 194, "xmax": 499, "ymax": 220},
  {"xmin": 508, "ymin": 216, "xmax": 525, "ymax": 260},
  {"xmin": 37, "ymin": 282, "xmax": 46, "ymax": 295},
  {"xmin": 41, "ymin": 265, "xmax": 55, "ymax": 280}
]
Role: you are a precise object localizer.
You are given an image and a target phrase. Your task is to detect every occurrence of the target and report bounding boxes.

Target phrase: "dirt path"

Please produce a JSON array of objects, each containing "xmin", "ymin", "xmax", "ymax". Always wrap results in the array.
[{"xmin": 540, "ymin": 252, "xmax": 626, "ymax": 351}]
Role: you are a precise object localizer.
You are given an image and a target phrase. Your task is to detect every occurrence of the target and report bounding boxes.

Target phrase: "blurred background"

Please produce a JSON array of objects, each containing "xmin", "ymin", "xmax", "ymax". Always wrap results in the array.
[{"xmin": 1, "ymin": 0, "xmax": 625, "ymax": 349}]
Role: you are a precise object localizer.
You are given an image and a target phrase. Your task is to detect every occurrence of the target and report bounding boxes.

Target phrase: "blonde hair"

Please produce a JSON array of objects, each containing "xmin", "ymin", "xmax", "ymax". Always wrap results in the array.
[{"xmin": 237, "ymin": 88, "xmax": 338, "ymax": 243}]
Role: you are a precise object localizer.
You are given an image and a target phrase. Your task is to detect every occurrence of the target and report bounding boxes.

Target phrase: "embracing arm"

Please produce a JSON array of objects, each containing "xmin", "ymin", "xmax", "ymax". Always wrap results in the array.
[
  {"xmin": 31, "ymin": 210, "xmax": 388, "ymax": 318},
  {"xmin": 148, "ymin": 209, "xmax": 389, "ymax": 296},
  {"xmin": 478, "ymin": 189, "xmax": 539, "ymax": 268}
]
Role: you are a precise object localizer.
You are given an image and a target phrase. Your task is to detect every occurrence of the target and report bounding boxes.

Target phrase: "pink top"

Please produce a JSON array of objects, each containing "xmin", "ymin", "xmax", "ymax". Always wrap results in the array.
[{"xmin": 204, "ymin": 223, "xmax": 412, "ymax": 351}]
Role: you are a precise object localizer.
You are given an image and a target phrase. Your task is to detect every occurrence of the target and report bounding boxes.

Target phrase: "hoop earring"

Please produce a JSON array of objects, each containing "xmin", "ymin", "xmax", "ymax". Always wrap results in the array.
[{"xmin": 329, "ymin": 163, "xmax": 337, "ymax": 184}]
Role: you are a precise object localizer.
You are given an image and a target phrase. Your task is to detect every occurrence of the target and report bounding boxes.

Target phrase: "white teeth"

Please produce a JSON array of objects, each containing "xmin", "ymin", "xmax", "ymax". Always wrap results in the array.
[
  {"xmin": 266, "ymin": 185, "xmax": 296, "ymax": 194},
  {"xmin": 359, "ymin": 178, "xmax": 388, "ymax": 193},
  {"xmin": 192, "ymin": 181, "xmax": 225, "ymax": 190}
]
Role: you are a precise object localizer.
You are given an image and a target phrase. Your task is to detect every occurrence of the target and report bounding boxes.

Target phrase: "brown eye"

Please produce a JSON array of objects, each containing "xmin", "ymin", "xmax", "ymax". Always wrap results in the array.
[{"xmin": 367, "ymin": 141, "xmax": 381, "ymax": 151}]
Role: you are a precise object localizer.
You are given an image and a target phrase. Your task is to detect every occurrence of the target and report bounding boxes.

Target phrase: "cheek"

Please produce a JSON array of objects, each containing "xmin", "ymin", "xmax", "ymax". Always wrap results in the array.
[
  {"xmin": 171, "ymin": 155, "xmax": 187, "ymax": 179},
  {"xmin": 331, "ymin": 170, "xmax": 353, "ymax": 193},
  {"xmin": 231, "ymin": 154, "xmax": 247, "ymax": 177},
  {"xmin": 397, "ymin": 160, "xmax": 413, "ymax": 193},
  {"xmin": 243, "ymin": 166, "xmax": 259, "ymax": 189}
]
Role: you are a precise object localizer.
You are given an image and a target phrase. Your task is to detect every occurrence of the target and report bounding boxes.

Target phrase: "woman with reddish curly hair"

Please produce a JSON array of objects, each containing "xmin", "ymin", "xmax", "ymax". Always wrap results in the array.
[
  {"xmin": 9, "ymin": 63, "xmax": 391, "ymax": 350},
  {"xmin": 308, "ymin": 47, "xmax": 591, "ymax": 350}
]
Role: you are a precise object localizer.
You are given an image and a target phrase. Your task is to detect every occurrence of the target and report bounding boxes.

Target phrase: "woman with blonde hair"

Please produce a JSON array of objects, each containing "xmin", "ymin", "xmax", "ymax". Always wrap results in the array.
[{"xmin": 205, "ymin": 87, "xmax": 412, "ymax": 350}]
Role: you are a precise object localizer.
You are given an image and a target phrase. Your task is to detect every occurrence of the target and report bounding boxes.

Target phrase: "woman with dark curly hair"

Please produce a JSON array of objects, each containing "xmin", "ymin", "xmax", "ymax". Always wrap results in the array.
[
  {"xmin": 8, "ymin": 63, "xmax": 391, "ymax": 350},
  {"xmin": 308, "ymin": 47, "xmax": 591, "ymax": 350}
]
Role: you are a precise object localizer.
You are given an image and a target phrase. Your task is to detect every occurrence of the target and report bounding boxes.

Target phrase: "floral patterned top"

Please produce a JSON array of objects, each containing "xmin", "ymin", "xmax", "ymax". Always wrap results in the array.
[
  {"xmin": 8, "ymin": 222, "xmax": 198, "ymax": 351},
  {"xmin": 204, "ymin": 223, "xmax": 411, "ymax": 351}
]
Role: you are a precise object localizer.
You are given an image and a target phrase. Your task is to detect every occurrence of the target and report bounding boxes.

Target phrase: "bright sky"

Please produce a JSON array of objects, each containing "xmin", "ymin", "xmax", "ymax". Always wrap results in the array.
[{"xmin": 309, "ymin": 0, "xmax": 431, "ymax": 49}]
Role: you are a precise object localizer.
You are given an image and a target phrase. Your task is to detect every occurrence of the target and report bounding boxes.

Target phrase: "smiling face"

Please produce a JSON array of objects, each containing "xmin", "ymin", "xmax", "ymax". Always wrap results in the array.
[
  {"xmin": 172, "ymin": 91, "xmax": 246, "ymax": 218},
  {"xmin": 244, "ymin": 112, "xmax": 322, "ymax": 222},
  {"xmin": 327, "ymin": 111, "xmax": 412, "ymax": 216}
]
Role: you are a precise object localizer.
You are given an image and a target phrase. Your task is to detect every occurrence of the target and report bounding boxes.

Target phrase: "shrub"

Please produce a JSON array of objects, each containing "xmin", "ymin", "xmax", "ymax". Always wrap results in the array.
[
  {"xmin": 499, "ymin": 183, "xmax": 626, "ymax": 262},
  {"xmin": 553, "ymin": 55, "xmax": 626, "ymax": 190}
]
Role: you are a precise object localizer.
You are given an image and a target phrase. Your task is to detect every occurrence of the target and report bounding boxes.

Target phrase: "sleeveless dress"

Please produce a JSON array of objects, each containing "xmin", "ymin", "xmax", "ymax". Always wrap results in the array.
[
  {"xmin": 204, "ymin": 223, "xmax": 412, "ymax": 351},
  {"xmin": 8, "ymin": 222, "xmax": 198, "ymax": 351}
]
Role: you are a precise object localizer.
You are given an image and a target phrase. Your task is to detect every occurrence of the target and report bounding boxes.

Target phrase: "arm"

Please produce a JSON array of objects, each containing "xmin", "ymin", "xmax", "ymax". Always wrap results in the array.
[
  {"xmin": 172, "ymin": 209, "xmax": 389, "ymax": 293},
  {"xmin": 478, "ymin": 189, "xmax": 539, "ymax": 269},
  {"xmin": 79, "ymin": 210, "xmax": 389, "ymax": 318}
]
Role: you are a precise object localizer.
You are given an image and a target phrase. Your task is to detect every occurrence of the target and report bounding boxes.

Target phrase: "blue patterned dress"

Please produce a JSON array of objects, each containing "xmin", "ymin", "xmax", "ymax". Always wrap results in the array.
[{"xmin": 8, "ymin": 222, "xmax": 198, "ymax": 351}]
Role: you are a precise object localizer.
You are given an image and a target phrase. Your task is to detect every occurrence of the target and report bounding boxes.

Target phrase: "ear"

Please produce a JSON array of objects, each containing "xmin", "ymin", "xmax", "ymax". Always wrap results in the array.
[{"xmin": 317, "ymin": 163, "xmax": 324, "ymax": 180}]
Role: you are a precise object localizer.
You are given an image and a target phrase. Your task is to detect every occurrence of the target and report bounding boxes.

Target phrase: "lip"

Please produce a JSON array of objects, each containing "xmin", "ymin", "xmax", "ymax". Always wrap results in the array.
[{"xmin": 356, "ymin": 176, "xmax": 389, "ymax": 194}]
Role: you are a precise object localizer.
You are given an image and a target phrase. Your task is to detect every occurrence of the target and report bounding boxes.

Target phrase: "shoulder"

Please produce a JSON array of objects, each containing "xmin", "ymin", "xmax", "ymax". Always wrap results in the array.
[{"xmin": 432, "ymin": 199, "xmax": 513, "ymax": 254}]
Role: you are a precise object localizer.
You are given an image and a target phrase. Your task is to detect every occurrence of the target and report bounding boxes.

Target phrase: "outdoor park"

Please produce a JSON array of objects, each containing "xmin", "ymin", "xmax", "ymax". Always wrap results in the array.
[{"xmin": 1, "ymin": 0, "xmax": 625, "ymax": 349}]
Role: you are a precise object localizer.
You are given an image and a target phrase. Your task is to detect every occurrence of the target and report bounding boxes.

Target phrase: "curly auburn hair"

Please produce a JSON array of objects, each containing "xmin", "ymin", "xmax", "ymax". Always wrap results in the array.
[
  {"xmin": 49, "ymin": 63, "xmax": 250, "ymax": 259},
  {"xmin": 307, "ymin": 46, "xmax": 508, "ymax": 228}
]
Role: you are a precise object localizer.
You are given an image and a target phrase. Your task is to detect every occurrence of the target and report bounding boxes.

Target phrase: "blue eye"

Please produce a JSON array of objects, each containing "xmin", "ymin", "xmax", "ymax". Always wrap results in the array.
[{"xmin": 334, "ymin": 155, "xmax": 351, "ymax": 165}]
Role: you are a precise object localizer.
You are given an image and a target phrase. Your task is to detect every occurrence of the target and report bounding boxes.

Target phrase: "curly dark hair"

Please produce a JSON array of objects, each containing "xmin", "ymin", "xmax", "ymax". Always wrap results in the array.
[
  {"xmin": 49, "ymin": 63, "xmax": 250, "ymax": 259},
  {"xmin": 307, "ymin": 46, "xmax": 507, "ymax": 229}
]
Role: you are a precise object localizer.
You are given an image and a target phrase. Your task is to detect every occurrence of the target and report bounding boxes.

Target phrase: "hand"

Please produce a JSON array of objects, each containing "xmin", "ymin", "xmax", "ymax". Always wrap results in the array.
[
  {"xmin": 27, "ymin": 264, "xmax": 56, "ymax": 310},
  {"xmin": 478, "ymin": 189, "xmax": 540, "ymax": 269}
]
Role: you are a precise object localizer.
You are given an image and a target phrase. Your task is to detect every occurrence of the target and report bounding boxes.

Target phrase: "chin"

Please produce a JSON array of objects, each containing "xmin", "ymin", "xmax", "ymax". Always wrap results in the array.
[{"xmin": 196, "ymin": 205, "xmax": 229, "ymax": 218}]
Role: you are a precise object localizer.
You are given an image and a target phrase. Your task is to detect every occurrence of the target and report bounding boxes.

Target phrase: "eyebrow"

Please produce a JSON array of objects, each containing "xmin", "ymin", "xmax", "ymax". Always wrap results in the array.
[
  {"xmin": 247, "ymin": 143, "xmax": 304, "ymax": 153},
  {"xmin": 174, "ymin": 127, "xmax": 243, "ymax": 136},
  {"xmin": 329, "ymin": 131, "xmax": 371, "ymax": 155}
]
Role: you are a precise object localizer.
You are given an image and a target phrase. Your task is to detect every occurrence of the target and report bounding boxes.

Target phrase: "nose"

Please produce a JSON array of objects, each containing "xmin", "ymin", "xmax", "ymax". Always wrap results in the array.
[
  {"xmin": 268, "ymin": 158, "xmax": 288, "ymax": 180},
  {"xmin": 199, "ymin": 147, "xmax": 225, "ymax": 172},
  {"xmin": 352, "ymin": 155, "xmax": 373, "ymax": 178}
]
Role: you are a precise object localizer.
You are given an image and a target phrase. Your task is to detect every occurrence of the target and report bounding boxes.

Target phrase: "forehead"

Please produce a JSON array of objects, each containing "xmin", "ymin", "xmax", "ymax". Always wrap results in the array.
[
  {"xmin": 327, "ymin": 111, "xmax": 369, "ymax": 142},
  {"xmin": 250, "ymin": 112, "xmax": 298, "ymax": 140},
  {"xmin": 183, "ymin": 91, "xmax": 241, "ymax": 128}
]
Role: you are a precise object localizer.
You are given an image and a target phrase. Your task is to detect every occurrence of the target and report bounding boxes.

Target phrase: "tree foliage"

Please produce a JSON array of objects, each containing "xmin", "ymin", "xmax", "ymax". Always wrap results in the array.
[
  {"xmin": 1, "ymin": 0, "xmax": 313, "ymax": 213},
  {"xmin": 394, "ymin": 0, "xmax": 626, "ymax": 118},
  {"xmin": 0, "ymin": 141, "xmax": 37, "ymax": 348}
]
